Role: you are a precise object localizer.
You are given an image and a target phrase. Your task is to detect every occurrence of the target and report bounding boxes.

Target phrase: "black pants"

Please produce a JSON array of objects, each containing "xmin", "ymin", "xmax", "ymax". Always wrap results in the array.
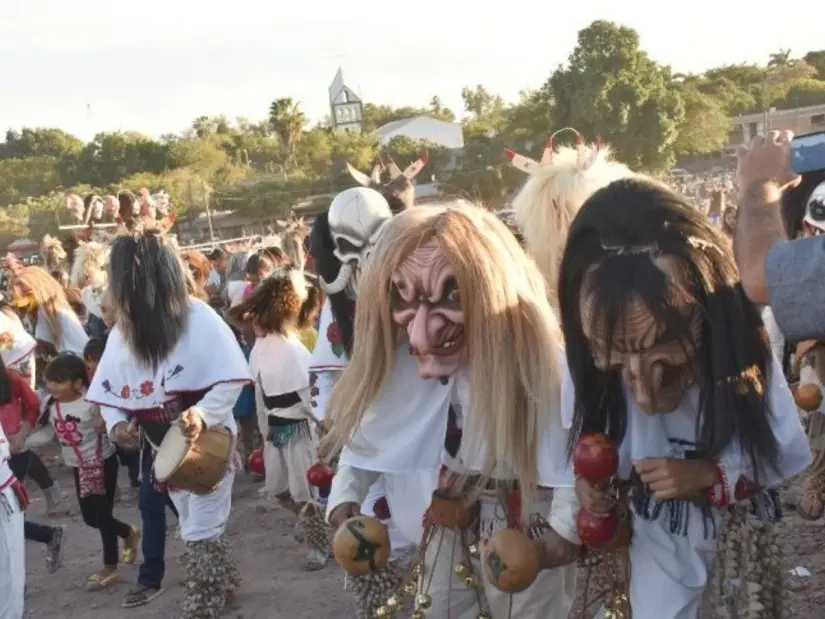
[
  {"xmin": 117, "ymin": 446, "xmax": 140, "ymax": 487},
  {"xmin": 8, "ymin": 450, "xmax": 54, "ymax": 490},
  {"xmin": 9, "ymin": 450, "xmax": 57, "ymax": 545},
  {"xmin": 73, "ymin": 455, "xmax": 132, "ymax": 566}
]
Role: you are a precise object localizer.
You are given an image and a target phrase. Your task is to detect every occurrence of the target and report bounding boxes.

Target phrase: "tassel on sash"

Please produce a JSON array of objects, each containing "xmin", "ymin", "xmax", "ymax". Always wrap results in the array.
[{"xmin": 267, "ymin": 419, "xmax": 311, "ymax": 448}]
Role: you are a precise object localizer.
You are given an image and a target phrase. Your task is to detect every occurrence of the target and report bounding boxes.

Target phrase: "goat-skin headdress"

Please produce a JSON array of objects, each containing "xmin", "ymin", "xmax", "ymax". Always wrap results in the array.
[
  {"xmin": 505, "ymin": 128, "xmax": 632, "ymax": 305},
  {"xmin": 345, "ymin": 153, "xmax": 428, "ymax": 212}
]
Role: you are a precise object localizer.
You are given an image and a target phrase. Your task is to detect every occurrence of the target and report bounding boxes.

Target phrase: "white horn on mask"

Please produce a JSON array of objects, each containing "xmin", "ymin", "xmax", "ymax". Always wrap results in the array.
[{"xmin": 319, "ymin": 262, "xmax": 353, "ymax": 295}]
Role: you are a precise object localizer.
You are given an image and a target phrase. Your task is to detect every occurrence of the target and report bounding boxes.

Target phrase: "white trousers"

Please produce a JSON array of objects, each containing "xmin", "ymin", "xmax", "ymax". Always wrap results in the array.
[
  {"xmin": 422, "ymin": 489, "xmax": 577, "ymax": 619},
  {"xmin": 170, "ymin": 471, "xmax": 234, "ymax": 542},
  {"xmin": 264, "ymin": 433, "xmax": 315, "ymax": 504},
  {"xmin": 0, "ymin": 498, "xmax": 25, "ymax": 619}
]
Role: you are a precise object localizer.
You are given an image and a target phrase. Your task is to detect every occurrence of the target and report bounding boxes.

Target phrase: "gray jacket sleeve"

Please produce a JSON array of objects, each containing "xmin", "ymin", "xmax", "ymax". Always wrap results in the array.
[{"xmin": 765, "ymin": 237, "xmax": 825, "ymax": 341}]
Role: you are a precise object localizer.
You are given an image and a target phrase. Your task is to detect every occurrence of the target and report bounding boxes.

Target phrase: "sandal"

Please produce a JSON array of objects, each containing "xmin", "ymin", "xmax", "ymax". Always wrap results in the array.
[
  {"xmin": 87, "ymin": 569, "xmax": 120, "ymax": 591},
  {"xmin": 121, "ymin": 525, "xmax": 141, "ymax": 564},
  {"xmin": 122, "ymin": 585, "xmax": 163, "ymax": 608}
]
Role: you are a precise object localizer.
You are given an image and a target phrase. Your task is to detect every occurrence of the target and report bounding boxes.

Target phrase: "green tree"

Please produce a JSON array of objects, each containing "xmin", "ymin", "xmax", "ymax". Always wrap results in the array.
[
  {"xmin": 545, "ymin": 20, "xmax": 684, "ymax": 172},
  {"xmin": 778, "ymin": 79, "xmax": 825, "ymax": 109},
  {"xmin": 768, "ymin": 49, "xmax": 793, "ymax": 68},
  {"xmin": 268, "ymin": 98, "xmax": 306, "ymax": 172},
  {"xmin": 803, "ymin": 50, "xmax": 825, "ymax": 81},
  {"xmin": 698, "ymin": 77, "xmax": 758, "ymax": 116},
  {"xmin": 764, "ymin": 60, "xmax": 817, "ymax": 106},
  {"xmin": 167, "ymin": 137, "xmax": 232, "ymax": 177},
  {"xmin": 76, "ymin": 131, "xmax": 170, "ymax": 186},
  {"xmin": 0, "ymin": 156, "xmax": 62, "ymax": 206},
  {"xmin": 673, "ymin": 85, "xmax": 731, "ymax": 156},
  {"xmin": 0, "ymin": 127, "xmax": 83, "ymax": 160},
  {"xmin": 294, "ymin": 128, "xmax": 333, "ymax": 176}
]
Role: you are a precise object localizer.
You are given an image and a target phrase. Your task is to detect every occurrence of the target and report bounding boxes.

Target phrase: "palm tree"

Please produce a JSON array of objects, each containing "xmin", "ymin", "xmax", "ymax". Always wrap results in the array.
[
  {"xmin": 768, "ymin": 49, "xmax": 792, "ymax": 68},
  {"xmin": 268, "ymin": 98, "xmax": 306, "ymax": 171}
]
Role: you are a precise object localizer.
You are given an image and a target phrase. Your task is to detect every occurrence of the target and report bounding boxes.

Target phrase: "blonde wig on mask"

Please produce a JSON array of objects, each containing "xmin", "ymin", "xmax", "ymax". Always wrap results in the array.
[
  {"xmin": 323, "ymin": 203, "xmax": 563, "ymax": 493},
  {"xmin": 70, "ymin": 241, "xmax": 109, "ymax": 289},
  {"xmin": 12, "ymin": 266, "xmax": 71, "ymax": 346},
  {"xmin": 512, "ymin": 145, "xmax": 631, "ymax": 306}
]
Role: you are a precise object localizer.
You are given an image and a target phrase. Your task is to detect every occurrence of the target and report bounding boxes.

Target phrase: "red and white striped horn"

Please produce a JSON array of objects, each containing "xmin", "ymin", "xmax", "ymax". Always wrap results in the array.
[{"xmin": 402, "ymin": 152, "xmax": 429, "ymax": 180}]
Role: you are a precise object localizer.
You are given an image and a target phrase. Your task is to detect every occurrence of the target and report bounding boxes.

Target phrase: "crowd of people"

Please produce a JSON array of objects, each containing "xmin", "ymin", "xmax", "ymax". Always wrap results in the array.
[{"xmin": 0, "ymin": 129, "xmax": 824, "ymax": 619}]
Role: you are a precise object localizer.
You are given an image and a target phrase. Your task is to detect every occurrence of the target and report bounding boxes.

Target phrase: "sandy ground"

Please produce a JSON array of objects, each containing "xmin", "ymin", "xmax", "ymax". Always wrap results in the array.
[{"xmin": 21, "ymin": 446, "xmax": 825, "ymax": 619}]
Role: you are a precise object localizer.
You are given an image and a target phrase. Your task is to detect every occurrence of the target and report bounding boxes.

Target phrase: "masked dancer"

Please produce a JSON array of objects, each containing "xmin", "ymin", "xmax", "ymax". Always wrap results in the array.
[
  {"xmin": 324, "ymin": 204, "xmax": 582, "ymax": 619},
  {"xmin": 86, "ymin": 232, "xmax": 251, "ymax": 617},
  {"xmin": 508, "ymin": 130, "xmax": 631, "ymax": 308},
  {"xmin": 6, "ymin": 262, "xmax": 89, "ymax": 358},
  {"xmin": 782, "ymin": 173, "xmax": 825, "ymax": 520},
  {"xmin": 559, "ymin": 177, "xmax": 811, "ymax": 619},
  {"xmin": 309, "ymin": 184, "xmax": 426, "ymax": 595}
]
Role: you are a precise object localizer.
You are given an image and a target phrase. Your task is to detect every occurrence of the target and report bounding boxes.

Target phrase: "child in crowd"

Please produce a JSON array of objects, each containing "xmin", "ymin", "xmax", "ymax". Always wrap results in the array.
[
  {"xmin": 84, "ymin": 336, "xmax": 140, "ymax": 491},
  {"xmin": 40, "ymin": 353, "xmax": 140, "ymax": 591},
  {"xmin": 233, "ymin": 341, "xmax": 260, "ymax": 476},
  {"xmin": 229, "ymin": 267, "xmax": 322, "ymax": 566}
]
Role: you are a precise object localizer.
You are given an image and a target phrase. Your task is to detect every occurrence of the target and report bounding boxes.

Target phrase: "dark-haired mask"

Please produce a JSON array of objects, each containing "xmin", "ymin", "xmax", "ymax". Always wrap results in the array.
[
  {"xmin": 391, "ymin": 240, "xmax": 465, "ymax": 379},
  {"xmin": 582, "ymin": 294, "xmax": 701, "ymax": 414}
]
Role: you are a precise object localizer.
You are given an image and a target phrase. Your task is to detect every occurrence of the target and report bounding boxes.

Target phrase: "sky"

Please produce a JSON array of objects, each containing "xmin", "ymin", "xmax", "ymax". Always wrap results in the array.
[{"xmin": 1, "ymin": 0, "xmax": 824, "ymax": 141}]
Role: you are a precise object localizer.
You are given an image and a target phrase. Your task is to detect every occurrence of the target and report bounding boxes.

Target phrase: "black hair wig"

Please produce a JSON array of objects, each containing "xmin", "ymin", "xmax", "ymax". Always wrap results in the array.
[
  {"xmin": 108, "ymin": 232, "xmax": 189, "ymax": 370},
  {"xmin": 309, "ymin": 212, "xmax": 354, "ymax": 356},
  {"xmin": 118, "ymin": 191, "xmax": 138, "ymax": 230},
  {"xmin": 558, "ymin": 177, "xmax": 780, "ymax": 482},
  {"xmin": 45, "ymin": 352, "xmax": 90, "ymax": 387}
]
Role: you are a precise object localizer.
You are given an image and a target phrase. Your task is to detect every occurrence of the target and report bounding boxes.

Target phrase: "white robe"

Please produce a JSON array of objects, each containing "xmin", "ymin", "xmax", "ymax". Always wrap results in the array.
[
  {"xmin": 310, "ymin": 300, "xmax": 414, "ymax": 552},
  {"xmin": 564, "ymin": 357, "xmax": 810, "ymax": 619},
  {"xmin": 0, "ymin": 424, "xmax": 25, "ymax": 619},
  {"xmin": 328, "ymin": 344, "xmax": 579, "ymax": 619},
  {"xmin": 0, "ymin": 312, "xmax": 36, "ymax": 386},
  {"xmin": 88, "ymin": 298, "xmax": 252, "ymax": 542},
  {"xmin": 34, "ymin": 306, "xmax": 88, "ymax": 356},
  {"xmin": 252, "ymin": 332, "xmax": 315, "ymax": 502}
]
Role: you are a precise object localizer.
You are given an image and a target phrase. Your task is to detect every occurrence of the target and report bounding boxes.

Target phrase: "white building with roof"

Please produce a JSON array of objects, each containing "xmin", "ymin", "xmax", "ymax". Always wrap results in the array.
[{"xmin": 376, "ymin": 116, "xmax": 464, "ymax": 150}]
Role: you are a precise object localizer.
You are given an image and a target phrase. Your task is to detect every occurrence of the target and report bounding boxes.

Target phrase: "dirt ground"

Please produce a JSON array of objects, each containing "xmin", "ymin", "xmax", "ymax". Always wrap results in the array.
[{"xmin": 21, "ymin": 446, "xmax": 825, "ymax": 619}]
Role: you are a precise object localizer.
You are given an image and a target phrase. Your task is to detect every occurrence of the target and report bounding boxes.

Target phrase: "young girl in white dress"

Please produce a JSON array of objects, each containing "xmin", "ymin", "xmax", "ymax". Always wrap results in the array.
[{"xmin": 229, "ymin": 266, "xmax": 324, "ymax": 568}]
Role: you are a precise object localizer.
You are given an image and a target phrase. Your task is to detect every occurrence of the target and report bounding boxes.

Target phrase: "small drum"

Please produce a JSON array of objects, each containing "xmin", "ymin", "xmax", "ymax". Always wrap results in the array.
[{"xmin": 154, "ymin": 423, "xmax": 232, "ymax": 495}]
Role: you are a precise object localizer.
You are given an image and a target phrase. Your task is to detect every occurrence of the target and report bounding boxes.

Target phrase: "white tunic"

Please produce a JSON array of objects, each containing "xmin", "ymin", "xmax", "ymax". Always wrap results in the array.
[
  {"xmin": 328, "ymin": 344, "xmax": 579, "ymax": 619},
  {"xmin": 88, "ymin": 298, "xmax": 252, "ymax": 542},
  {"xmin": 310, "ymin": 300, "xmax": 413, "ymax": 550},
  {"xmin": 576, "ymin": 357, "xmax": 811, "ymax": 619},
  {"xmin": 34, "ymin": 307, "xmax": 89, "ymax": 355},
  {"xmin": 0, "ymin": 424, "xmax": 25, "ymax": 619}
]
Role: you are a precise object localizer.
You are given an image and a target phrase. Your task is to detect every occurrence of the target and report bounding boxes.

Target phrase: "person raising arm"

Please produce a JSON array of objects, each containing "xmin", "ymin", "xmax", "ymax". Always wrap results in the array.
[{"xmin": 734, "ymin": 130, "xmax": 825, "ymax": 341}]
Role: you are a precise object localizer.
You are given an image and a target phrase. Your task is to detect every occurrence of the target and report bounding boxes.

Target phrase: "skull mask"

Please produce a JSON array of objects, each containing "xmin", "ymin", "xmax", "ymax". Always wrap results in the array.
[
  {"xmin": 320, "ymin": 187, "xmax": 392, "ymax": 298},
  {"xmin": 803, "ymin": 181, "xmax": 825, "ymax": 237}
]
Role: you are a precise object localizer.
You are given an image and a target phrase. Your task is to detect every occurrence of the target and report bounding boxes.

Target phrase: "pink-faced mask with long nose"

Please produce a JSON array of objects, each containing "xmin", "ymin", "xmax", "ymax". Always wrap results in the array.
[{"xmin": 390, "ymin": 239, "xmax": 465, "ymax": 379}]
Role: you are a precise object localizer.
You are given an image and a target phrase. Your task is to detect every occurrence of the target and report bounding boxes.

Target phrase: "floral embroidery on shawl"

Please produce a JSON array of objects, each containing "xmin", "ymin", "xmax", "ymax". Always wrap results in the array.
[{"xmin": 100, "ymin": 365, "xmax": 183, "ymax": 401}]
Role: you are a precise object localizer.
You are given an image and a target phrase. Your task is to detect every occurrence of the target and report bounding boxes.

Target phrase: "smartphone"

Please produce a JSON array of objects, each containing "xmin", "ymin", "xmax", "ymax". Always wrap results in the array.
[{"xmin": 790, "ymin": 130, "xmax": 825, "ymax": 175}]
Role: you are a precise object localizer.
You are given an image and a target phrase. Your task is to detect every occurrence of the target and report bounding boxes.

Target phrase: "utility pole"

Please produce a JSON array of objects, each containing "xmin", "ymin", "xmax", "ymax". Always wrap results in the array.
[{"xmin": 202, "ymin": 180, "xmax": 215, "ymax": 243}]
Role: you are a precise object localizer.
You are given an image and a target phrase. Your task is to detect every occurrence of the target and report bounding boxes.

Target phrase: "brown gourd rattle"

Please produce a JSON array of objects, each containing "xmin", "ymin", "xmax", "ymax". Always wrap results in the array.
[{"xmin": 331, "ymin": 515, "xmax": 391, "ymax": 575}]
